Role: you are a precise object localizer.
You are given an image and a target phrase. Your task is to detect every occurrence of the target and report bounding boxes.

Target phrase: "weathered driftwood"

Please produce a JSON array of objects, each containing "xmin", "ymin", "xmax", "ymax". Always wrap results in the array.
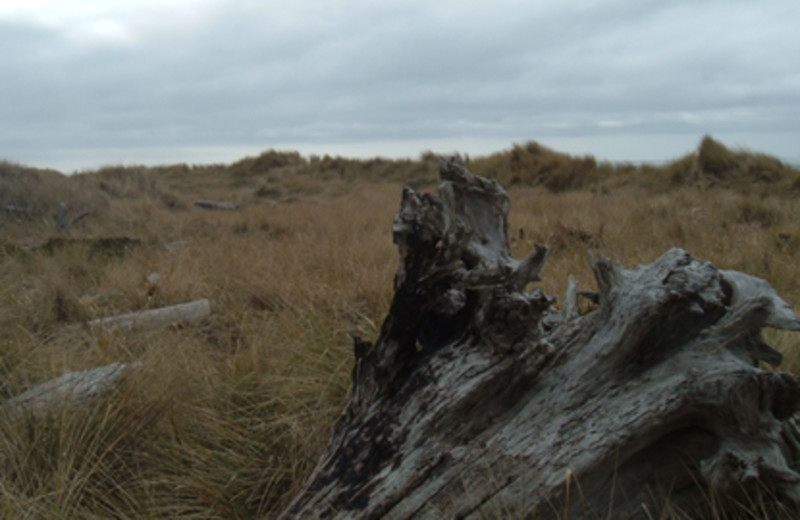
[
  {"xmin": 87, "ymin": 299, "xmax": 210, "ymax": 331},
  {"xmin": 282, "ymin": 160, "xmax": 800, "ymax": 519},
  {"xmin": 194, "ymin": 200, "xmax": 239, "ymax": 211},
  {"xmin": 4, "ymin": 362, "xmax": 138, "ymax": 417},
  {"xmin": 2, "ymin": 204, "xmax": 31, "ymax": 221},
  {"xmin": 56, "ymin": 202, "xmax": 90, "ymax": 230}
]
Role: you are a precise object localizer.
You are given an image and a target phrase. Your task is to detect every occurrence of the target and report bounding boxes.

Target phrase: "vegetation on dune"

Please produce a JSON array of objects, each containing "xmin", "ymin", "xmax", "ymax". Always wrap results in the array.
[
  {"xmin": 664, "ymin": 135, "xmax": 799, "ymax": 193},
  {"xmin": 1, "ymin": 136, "xmax": 799, "ymax": 517},
  {"xmin": 467, "ymin": 140, "xmax": 602, "ymax": 192}
]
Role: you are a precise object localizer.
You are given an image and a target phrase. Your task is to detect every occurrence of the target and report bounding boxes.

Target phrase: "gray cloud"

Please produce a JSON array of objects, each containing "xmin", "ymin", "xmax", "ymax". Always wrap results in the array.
[{"xmin": 2, "ymin": 0, "xmax": 799, "ymax": 171}]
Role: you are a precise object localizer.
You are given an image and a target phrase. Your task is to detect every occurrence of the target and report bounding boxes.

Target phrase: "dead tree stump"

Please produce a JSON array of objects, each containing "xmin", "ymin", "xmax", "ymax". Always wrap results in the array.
[{"xmin": 281, "ymin": 160, "xmax": 800, "ymax": 519}]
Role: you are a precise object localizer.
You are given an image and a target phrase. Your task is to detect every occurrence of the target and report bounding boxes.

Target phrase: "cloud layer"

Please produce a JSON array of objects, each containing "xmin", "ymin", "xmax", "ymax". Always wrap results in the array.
[{"xmin": 2, "ymin": 0, "xmax": 799, "ymax": 171}]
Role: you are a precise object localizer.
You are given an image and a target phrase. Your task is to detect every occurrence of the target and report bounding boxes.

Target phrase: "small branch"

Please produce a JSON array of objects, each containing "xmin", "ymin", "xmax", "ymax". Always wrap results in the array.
[
  {"xmin": 55, "ymin": 202, "xmax": 91, "ymax": 230},
  {"xmin": 64, "ymin": 210, "xmax": 91, "ymax": 230},
  {"xmin": 562, "ymin": 275, "xmax": 579, "ymax": 320}
]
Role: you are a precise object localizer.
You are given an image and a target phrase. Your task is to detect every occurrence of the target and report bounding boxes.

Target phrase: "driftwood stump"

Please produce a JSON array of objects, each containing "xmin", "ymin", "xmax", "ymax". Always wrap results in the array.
[{"xmin": 282, "ymin": 160, "xmax": 800, "ymax": 519}]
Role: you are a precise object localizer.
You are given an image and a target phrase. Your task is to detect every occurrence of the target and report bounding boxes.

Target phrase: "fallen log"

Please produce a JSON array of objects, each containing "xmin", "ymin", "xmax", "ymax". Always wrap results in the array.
[
  {"xmin": 87, "ymin": 299, "xmax": 211, "ymax": 331},
  {"xmin": 4, "ymin": 362, "xmax": 138, "ymax": 418},
  {"xmin": 194, "ymin": 200, "xmax": 239, "ymax": 211},
  {"xmin": 282, "ymin": 160, "xmax": 800, "ymax": 519}
]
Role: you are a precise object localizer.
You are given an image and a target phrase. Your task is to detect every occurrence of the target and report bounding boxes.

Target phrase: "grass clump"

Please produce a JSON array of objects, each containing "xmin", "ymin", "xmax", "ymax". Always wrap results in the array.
[
  {"xmin": 469, "ymin": 141, "xmax": 601, "ymax": 192},
  {"xmin": 667, "ymin": 135, "xmax": 800, "ymax": 194}
]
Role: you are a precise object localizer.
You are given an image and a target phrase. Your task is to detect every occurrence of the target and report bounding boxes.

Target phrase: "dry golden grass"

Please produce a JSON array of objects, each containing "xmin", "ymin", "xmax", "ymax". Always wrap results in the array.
[{"xmin": 1, "ymin": 138, "xmax": 800, "ymax": 517}]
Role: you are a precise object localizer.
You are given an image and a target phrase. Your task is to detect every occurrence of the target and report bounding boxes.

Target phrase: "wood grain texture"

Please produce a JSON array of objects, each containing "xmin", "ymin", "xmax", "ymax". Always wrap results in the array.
[{"xmin": 282, "ymin": 160, "xmax": 800, "ymax": 519}]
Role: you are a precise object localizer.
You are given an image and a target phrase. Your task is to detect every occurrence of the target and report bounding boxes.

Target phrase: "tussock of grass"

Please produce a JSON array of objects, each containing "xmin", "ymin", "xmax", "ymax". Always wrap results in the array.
[
  {"xmin": 1, "ymin": 138, "xmax": 800, "ymax": 517},
  {"xmin": 660, "ymin": 135, "xmax": 800, "ymax": 195},
  {"xmin": 468, "ymin": 141, "xmax": 601, "ymax": 192}
]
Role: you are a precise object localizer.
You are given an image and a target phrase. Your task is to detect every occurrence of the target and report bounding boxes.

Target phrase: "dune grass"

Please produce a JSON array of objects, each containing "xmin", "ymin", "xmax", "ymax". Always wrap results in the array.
[{"xmin": 1, "ymin": 137, "xmax": 800, "ymax": 517}]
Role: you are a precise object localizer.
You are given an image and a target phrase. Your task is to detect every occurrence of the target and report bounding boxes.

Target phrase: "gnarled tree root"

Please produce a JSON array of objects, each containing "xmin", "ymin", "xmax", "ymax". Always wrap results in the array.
[{"xmin": 282, "ymin": 160, "xmax": 800, "ymax": 519}]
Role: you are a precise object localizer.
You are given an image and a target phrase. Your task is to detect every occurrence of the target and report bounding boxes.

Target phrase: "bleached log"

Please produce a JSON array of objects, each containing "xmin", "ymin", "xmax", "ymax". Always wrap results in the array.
[
  {"xmin": 87, "ymin": 299, "xmax": 210, "ymax": 331},
  {"xmin": 282, "ymin": 160, "xmax": 800, "ymax": 519},
  {"xmin": 5, "ymin": 362, "xmax": 138, "ymax": 417},
  {"xmin": 194, "ymin": 200, "xmax": 239, "ymax": 211}
]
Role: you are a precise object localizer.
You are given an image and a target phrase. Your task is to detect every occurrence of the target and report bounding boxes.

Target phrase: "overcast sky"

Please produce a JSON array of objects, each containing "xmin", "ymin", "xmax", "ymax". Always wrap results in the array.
[{"xmin": 1, "ymin": 0, "xmax": 799, "ymax": 173}]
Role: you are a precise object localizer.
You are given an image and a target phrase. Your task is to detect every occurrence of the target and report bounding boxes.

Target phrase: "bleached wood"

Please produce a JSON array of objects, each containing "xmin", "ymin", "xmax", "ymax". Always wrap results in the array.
[
  {"xmin": 5, "ymin": 362, "xmax": 138, "ymax": 417},
  {"xmin": 56, "ymin": 202, "xmax": 90, "ymax": 230},
  {"xmin": 87, "ymin": 299, "xmax": 210, "ymax": 331},
  {"xmin": 282, "ymin": 160, "xmax": 800, "ymax": 519},
  {"xmin": 194, "ymin": 200, "xmax": 239, "ymax": 210}
]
